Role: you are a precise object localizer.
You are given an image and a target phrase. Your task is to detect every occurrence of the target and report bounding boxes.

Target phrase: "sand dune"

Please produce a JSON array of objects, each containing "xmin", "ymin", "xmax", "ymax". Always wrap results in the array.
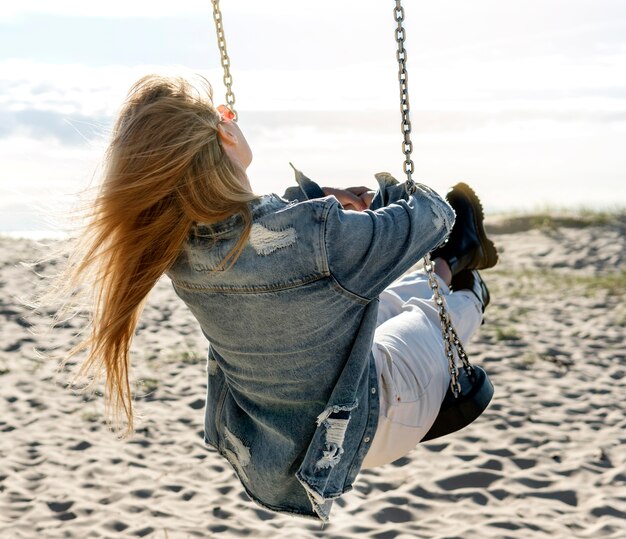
[{"xmin": 1, "ymin": 214, "xmax": 625, "ymax": 538}]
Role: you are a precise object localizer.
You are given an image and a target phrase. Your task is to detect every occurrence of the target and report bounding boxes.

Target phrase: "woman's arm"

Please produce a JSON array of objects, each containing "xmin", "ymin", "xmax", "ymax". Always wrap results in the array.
[
  {"xmin": 323, "ymin": 184, "xmax": 455, "ymax": 300},
  {"xmin": 321, "ymin": 186, "xmax": 376, "ymax": 211}
]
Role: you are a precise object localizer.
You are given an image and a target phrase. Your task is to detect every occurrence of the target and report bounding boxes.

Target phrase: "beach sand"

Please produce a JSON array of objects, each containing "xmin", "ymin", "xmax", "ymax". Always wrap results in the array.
[{"xmin": 1, "ymin": 214, "xmax": 625, "ymax": 538}]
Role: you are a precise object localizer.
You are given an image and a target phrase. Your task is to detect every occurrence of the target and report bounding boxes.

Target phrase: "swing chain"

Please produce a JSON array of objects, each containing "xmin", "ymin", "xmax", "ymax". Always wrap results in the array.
[
  {"xmin": 423, "ymin": 253, "xmax": 473, "ymax": 397},
  {"xmin": 394, "ymin": 1, "xmax": 472, "ymax": 397},
  {"xmin": 394, "ymin": 1, "xmax": 416, "ymax": 195},
  {"xmin": 211, "ymin": 0, "xmax": 238, "ymax": 121}
]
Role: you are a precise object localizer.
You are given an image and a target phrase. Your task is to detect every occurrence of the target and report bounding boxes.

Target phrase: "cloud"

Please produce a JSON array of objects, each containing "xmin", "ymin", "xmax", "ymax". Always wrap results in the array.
[
  {"xmin": 0, "ymin": 109, "xmax": 109, "ymax": 144},
  {"xmin": 3, "ymin": 54, "xmax": 626, "ymax": 121}
]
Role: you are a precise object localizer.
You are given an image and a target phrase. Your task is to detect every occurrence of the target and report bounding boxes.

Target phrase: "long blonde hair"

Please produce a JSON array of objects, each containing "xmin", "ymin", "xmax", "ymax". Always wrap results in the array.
[{"xmin": 52, "ymin": 74, "xmax": 257, "ymax": 435}]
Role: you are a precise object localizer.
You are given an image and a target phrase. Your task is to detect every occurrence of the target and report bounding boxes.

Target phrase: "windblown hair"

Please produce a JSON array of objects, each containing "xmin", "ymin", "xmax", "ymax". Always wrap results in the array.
[{"xmin": 51, "ymin": 74, "xmax": 257, "ymax": 435}]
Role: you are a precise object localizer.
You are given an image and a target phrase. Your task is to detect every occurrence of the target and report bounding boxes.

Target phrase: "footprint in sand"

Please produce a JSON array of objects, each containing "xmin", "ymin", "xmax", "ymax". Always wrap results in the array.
[
  {"xmin": 133, "ymin": 527, "xmax": 155, "ymax": 537},
  {"xmin": 69, "ymin": 440, "xmax": 91, "ymax": 451},
  {"xmin": 163, "ymin": 484, "xmax": 184, "ymax": 493},
  {"xmin": 188, "ymin": 398, "xmax": 205, "ymax": 410},
  {"xmin": 56, "ymin": 512, "xmax": 77, "ymax": 521},
  {"xmin": 516, "ymin": 477, "xmax": 553, "ymax": 489},
  {"xmin": 478, "ymin": 458, "xmax": 504, "ymax": 471},
  {"xmin": 130, "ymin": 488, "xmax": 154, "ymax": 499},
  {"xmin": 436, "ymin": 471, "xmax": 502, "ymax": 490},
  {"xmin": 526, "ymin": 489, "xmax": 578, "ymax": 507},
  {"xmin": 104, "ymin": 520, "xmax": 129, "ymax": 532},
  {"xmin": 511, "ymin": 457, "xmax": 537, "ymax": 470},
  {"xmin": 373, "ymin": 506, "xmax": 413, "ymax": 524},
  {"xmin": 46, "ymin": 500, "xmax": 74, "ymax": 513}
]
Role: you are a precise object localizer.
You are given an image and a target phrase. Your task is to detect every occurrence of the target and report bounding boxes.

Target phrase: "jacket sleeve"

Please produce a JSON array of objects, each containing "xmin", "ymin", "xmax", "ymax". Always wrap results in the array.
[{"xmin": 323, "ymin": 183, "xmax": 455, "ymax": 300}]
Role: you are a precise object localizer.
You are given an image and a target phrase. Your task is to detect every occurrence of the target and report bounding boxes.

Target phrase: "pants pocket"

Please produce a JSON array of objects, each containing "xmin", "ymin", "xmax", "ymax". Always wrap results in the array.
[{"xmin": 376, "ymin": 343, "xmax": 436, "ymax": 428}]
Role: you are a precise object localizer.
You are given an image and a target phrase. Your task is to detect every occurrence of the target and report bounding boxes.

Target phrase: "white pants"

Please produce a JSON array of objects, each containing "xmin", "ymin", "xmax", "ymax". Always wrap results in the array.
[{"xmin": 361, "ymin": 269, "xmax": 483, "ymax": 468}]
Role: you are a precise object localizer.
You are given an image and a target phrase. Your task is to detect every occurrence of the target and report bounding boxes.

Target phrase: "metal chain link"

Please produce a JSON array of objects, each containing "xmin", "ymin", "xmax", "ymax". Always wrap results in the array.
[
  {"xmin": 211, "ymin": 0, "xmax": 238, "ymax": 121},
  {"xmin": 394, "ymin": 1, "xmax": 416, "ymax": 195},
  {"xmin": 394, "ymin": 1, "xmax": 473, "ymax": 396},
  {"xmin": 423, "ymin": 254, "xmax": 474, "ymax": 396}
]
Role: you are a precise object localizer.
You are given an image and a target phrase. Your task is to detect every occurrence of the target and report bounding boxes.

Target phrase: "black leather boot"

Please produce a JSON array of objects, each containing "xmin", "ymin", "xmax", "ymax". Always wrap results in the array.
[
  {"xmin": 451, "ymin": 269, "xmax": 490, "ymax": 313},
  {"xmin": 431, "ymin": 182, "xmax": 498, "ymax": 276}
]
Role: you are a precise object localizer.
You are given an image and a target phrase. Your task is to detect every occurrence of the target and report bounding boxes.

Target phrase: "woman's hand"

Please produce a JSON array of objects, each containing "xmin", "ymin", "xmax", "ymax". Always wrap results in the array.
[{"xmin": 322, "ymin": 186, "xmax": 376, "ymax": 211}]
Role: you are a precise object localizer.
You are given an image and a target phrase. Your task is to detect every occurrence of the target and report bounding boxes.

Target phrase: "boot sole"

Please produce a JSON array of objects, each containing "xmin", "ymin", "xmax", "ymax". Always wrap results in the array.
[{"xmin": 449, "ymin": 182, "xmax": 499, "ymax": 270}]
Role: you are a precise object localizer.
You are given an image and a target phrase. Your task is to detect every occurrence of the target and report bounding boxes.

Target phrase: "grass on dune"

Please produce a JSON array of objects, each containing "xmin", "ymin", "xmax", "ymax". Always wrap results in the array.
[
  {"xmin": 489, "ymin": 268, "xmax": 626, "ymax": 297},
  {"xmin": 485, "ymin": 208, "xmax": 625, "ymax": 234}
]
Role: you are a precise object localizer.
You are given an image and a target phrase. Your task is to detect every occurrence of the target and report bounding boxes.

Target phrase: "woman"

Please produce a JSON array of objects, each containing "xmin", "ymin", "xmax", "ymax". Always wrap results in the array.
[{"xmin": 57, "ymin": 74, "xmax": 497, "ymax": 521}]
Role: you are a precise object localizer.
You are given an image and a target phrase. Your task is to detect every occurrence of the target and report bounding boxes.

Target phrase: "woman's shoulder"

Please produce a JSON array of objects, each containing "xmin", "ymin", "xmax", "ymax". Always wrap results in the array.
[{"xmin": 268, "ymin": 192, "xmax": 340, "ymax": 223}]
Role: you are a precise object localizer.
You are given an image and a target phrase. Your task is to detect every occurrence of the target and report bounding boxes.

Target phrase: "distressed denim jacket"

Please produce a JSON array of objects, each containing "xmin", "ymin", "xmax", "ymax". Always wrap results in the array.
[{"xmin": 166, "ymin": 168, "xmax": 454, "ymax": 520}]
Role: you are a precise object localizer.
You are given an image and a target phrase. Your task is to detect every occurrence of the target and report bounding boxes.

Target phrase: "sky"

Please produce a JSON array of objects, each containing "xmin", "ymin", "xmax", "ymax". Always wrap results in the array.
[{"xmin": 1, "ymin": 0, "xmax": 626, "ymax": 234}]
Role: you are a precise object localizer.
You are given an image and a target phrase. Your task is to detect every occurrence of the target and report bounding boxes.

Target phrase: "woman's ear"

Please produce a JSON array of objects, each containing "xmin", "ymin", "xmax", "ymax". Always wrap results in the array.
[{"xmin": 217, "ymin": 123, "xmax": 238, "ymax": 147}]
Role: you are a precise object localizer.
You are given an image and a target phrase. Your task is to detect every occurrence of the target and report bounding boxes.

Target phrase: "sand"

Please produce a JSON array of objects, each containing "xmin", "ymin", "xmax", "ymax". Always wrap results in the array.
[{"xmin": 1, "ymin": 214, "xmax": 625, "ymax": 538}]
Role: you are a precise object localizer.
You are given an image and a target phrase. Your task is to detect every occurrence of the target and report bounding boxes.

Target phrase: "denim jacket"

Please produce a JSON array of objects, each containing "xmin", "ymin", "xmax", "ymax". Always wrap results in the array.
[{"xmin": 166, "ymin": 168, "xmax": 454, "ymax": 520}]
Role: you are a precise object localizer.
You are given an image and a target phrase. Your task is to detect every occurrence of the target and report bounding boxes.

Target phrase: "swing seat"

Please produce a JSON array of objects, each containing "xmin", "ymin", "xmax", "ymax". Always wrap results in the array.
[{"xmin": 421, "ymin": 365, "xmax": 494, "ymax": 442}]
